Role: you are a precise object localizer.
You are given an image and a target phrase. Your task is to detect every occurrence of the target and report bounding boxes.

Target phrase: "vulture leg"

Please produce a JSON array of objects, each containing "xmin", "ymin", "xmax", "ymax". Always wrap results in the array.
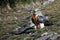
[
  {"xmin": 39, "ymin": 23, "xmax": 45, "ymax": 29},
  {"xmin": 34, "ymin": 26, "xmax": 37, "ymax": 30},
  {"xmin": 37, "ymin": 24, "xmax": 40, "ymax": 29},
  {"xmin": 34, "ymin": 25, "xmax": 38, "ymax": 30}
]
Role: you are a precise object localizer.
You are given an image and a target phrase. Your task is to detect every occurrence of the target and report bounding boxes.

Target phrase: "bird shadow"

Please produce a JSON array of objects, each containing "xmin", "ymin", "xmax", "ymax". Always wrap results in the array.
[{"xmin": 44, "ymin": 21, "xmax": 53, "ymax": 26}]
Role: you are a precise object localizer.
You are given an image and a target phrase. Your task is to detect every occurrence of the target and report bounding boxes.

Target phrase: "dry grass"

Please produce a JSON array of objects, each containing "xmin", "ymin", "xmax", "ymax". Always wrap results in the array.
[{"xmin": 0, "ymin": 0, "xmax": 60, "ymax": 40}]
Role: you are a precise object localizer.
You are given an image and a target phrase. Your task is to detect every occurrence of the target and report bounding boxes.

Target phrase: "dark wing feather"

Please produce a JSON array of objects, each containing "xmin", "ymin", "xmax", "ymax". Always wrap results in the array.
[
  {"xmin": 37, "ymin": 15, "xmax": 50, "ymax": 26},
  {"xmin": 37, "ymin": 15, "xmax": 49, "ymax": 23},
  {"xmin": 31, "ymin": 18, "xmax": 35, "ymax": 24}
]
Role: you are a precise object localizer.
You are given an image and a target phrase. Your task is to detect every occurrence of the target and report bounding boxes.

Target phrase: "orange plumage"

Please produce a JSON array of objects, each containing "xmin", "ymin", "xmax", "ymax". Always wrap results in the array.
[{"xmin": 32, "ymin": 13, "xmax": 40, "ymax": 29}]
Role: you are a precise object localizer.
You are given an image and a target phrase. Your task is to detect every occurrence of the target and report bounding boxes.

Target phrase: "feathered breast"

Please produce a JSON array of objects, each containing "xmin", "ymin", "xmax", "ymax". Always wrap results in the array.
[{"xmin": 32, "ymin": 14, "xmax": 40, "ymax": 25}]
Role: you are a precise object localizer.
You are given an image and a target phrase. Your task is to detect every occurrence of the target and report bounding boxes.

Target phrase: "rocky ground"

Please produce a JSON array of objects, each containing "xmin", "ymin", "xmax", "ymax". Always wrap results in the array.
[{"xmin": 0, "ymin": 0, "xmax": 60, "ymax": 40}]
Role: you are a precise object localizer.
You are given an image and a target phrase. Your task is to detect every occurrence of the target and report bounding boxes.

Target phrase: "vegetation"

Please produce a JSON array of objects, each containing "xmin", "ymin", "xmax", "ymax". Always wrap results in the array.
[
  {"xmin": 0, "ymin": 0, "xmax": 36, "ymax": 8},
  {"xmin": 0, "ymin": 0, "xmax": 60, "ymax": 40}
]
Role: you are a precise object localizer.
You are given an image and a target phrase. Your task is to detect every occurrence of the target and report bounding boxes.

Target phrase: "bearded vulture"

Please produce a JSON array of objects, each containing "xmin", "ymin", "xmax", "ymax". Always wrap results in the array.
[{"xmin": 31, "ymin": 11, "xmax": 49, "ymax": 30}]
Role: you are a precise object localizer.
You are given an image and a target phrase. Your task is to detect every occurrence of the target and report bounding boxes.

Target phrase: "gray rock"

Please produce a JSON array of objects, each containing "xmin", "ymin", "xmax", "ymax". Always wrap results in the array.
[
  {"xmin": 36, "ymin": 31, "xmax": 59, "ymax": 40},
  {"xmin": 43, "ymin": 0, "xmax": 55, "ymax": 6}
]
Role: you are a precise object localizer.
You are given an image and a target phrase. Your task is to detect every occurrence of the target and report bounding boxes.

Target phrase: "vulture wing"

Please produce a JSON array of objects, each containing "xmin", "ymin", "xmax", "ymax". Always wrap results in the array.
[{"xmin": 37, "ymin": 15, "xmax": 49, "ymax": 25}]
